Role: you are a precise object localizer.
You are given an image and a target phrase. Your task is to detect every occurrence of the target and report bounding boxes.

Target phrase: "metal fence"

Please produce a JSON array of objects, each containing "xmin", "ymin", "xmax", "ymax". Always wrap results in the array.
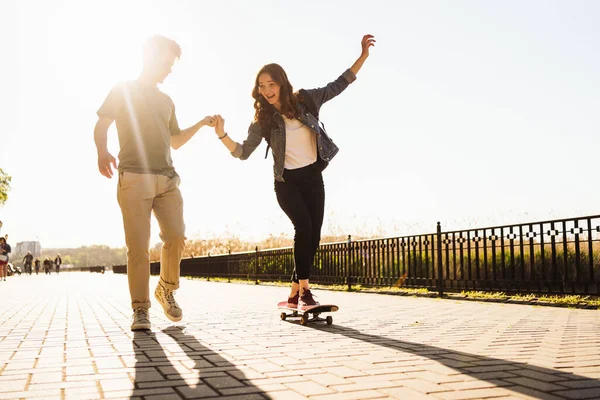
[{"xmin": 113, "ymin": 215, "xmax": 600, "ymax": 296}]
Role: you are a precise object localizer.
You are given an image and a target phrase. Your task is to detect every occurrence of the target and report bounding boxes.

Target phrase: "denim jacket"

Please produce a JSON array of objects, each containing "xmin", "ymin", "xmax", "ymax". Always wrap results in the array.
[{"xmin": 230, "ymin": 69, "xmax": 357, "ymax": 182}]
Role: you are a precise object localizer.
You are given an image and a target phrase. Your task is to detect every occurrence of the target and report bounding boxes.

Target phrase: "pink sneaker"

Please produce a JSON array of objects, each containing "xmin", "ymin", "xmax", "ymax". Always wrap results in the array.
[
  {"xmin": 287, "ymin": 293, "xmax": 299, "ymax": 308},
  {"xmin": 299, "ymin": 290, "xmax": 320, "ymax": 309}
]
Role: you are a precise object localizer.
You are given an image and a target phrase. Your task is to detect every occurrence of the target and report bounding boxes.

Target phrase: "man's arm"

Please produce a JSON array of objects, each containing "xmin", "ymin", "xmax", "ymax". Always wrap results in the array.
[
  {"xmin": 94, "ymin": 117, "xmax": 118, "ymax": 178},
  {"xmin": 170, "ymin": 116, "xmax": 215, "ymax": 150}
]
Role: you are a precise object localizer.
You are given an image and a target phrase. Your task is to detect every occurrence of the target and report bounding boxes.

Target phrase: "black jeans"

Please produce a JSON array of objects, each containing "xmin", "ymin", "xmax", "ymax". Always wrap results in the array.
[{"xmin": 275, "ymin": 161, "xmax": 325, "ymax": 283}]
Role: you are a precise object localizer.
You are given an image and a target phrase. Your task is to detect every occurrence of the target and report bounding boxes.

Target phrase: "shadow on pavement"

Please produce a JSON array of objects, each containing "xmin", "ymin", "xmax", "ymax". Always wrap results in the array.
[
  {"xmin": 130, "ymin": 327, "xmax": 267, "ymax": 399},
  {"xmin": 308, "ymin": 323, "xmax": 599, "ymax": 399}
]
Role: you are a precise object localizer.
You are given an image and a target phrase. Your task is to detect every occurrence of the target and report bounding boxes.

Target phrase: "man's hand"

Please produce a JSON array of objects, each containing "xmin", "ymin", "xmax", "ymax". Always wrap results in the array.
[
  {"xmin": 98, "ymin": 151, "xmax": 117, "ymax": 178},
  {"xmin": 202, "ymin": 116, "xmax": 216, "ymax": 128}
]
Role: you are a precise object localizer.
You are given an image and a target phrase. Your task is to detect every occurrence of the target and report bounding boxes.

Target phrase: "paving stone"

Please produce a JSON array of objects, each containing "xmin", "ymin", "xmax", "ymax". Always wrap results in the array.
[{"xmin": 1, "ymin": 274, "xmax": 599, "ymax": 400}]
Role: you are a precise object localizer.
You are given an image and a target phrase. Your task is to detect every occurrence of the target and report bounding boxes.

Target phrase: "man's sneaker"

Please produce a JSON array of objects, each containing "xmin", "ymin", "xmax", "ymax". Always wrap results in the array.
[
  {"xmin": 299, "ymin": 290, "xmax": 320, "ymax": 309},
  {"xmin": 154, "ymin": 284, "xmax": 183, "ymax": 322},
  {"xmin": 131, "ymin": 307, "xmax": 151, "ymax": 331},
  {"xmin": 287, "ymin": 292, "xmax": 299, "ymax": 308}
]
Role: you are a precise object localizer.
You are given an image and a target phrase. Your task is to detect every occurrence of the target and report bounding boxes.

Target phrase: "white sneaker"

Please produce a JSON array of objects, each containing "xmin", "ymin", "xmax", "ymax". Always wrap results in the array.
[
  {"xmin": 131, "ymin": 307, "xmax": 151, "ymax": 331},
  {"xmin": 154, "ymin": 284, "xmax": 183, "ymax": 322}
]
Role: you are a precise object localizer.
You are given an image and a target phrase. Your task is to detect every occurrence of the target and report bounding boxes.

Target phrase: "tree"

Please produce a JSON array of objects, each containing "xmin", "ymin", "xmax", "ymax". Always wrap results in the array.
[{"xmin": 0, "ymin": 168, "xmax": 11, "ymax": 206}]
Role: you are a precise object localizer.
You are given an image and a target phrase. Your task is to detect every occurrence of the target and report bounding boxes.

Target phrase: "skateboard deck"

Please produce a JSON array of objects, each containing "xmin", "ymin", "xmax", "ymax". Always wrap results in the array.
[{"xmin": 277, "ymin": 301, "xmax": 339, "ymax": 325}]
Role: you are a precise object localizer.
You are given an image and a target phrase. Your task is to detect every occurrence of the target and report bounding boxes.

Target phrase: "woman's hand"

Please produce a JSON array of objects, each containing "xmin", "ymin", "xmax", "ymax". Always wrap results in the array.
[
  {"xmin": 214, "ymin": 115, "xmax": 226, "ymax": 137},
  {"xmin": 360, "ymin": 34, "xmax": 376, "ymax": 59},
  {"xmin": 350, "ymin": 34, "xmax": 376, "ymax": 76},
  {"xmin": 212, "ymin": 114, "xmax": 237, "ymax": 153}
]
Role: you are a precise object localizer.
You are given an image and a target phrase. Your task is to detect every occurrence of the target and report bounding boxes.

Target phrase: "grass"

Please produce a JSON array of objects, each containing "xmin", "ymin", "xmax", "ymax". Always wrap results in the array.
[
  {"xmin": 186, "ymin": 276, "xmax": 433, "ymax": 295},
  {"xmin": 458, "ymin": 290, "xmax": 600, "ymax": 308},
  {"xmin": 459, "ymin": 291, "xmax": 508, "ymax": 299},
  {"xmin": 185, "ymin": 276, "xmax": 600, "ymax": 308}
]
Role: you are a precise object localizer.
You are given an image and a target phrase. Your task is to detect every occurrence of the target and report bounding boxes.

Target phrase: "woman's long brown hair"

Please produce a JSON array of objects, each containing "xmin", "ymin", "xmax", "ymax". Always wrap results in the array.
[{"xmin": 252, "ymin": 63, "xmax": 300, "ymax": 144}]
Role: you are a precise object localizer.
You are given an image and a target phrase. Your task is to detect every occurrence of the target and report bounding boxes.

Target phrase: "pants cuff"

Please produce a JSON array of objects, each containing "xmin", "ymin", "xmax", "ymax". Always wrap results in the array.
[
  {"xmin": 159, "ymin": 277, "xmax": 179, "ymax": 291},
  {"xmin": 132, "ymin": 301, "xmax": 151, "ymax": 310}
]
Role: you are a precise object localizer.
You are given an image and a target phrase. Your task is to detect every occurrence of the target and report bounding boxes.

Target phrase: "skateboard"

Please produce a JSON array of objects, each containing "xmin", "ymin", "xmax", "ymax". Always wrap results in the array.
[{"xmin": 277, "ymin": 301, "xmax": 339, "ymax": 325}]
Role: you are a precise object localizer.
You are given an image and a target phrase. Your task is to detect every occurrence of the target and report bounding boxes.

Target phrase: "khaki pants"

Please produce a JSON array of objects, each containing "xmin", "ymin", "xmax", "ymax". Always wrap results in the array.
[{"xmin": 117, "ymin": 172, "xmax": 186, "ymax": 310}]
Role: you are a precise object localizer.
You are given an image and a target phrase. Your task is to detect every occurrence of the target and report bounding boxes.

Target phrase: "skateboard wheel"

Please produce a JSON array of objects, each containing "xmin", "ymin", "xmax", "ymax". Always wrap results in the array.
[
  {"xmin": 300, "ymin": 315, "xmax": 308, "ymax": 325},
  {"xmin": 326, "ymin": 316, "xmax": 333, "ymax": 325},
  {"xmin": 280, "ymin": 312, "xmax": 287, "ymax": 321}
]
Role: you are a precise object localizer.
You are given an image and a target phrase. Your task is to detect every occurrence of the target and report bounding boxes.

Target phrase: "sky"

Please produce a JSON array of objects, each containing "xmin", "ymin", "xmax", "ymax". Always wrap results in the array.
[{"xmin": 1, "ymin": 0, "xmax": 599, "ymax": 249}]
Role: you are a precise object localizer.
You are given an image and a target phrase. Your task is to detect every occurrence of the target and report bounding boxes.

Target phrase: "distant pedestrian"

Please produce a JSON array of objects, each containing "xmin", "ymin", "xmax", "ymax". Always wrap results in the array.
[
  {"xmin": 0, "ymin": 236, "xmax": 10, "ymax": 281},
  {"xmin": 54, "ymin": 254, "xmax": 62, "ymax": 274}
]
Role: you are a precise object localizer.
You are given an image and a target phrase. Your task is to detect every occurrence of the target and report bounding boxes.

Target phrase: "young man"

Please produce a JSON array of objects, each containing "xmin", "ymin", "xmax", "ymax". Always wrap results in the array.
[{"xmin": 94, "ymin": 35, "xmax": 214, "ymax": 331}]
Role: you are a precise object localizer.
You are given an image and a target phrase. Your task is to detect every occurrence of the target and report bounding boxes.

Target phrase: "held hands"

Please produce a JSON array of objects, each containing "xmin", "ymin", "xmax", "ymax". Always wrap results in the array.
[
  {"xmin": 202, "ymin": 115, "xmax": 217, "ymax": 128},
  {"xmin": 360, "ymin": 34, "xmax": 376, "ymax": 59},
  {"xmin": 97, "ymin": 151, "xmax": 117, "ymax": 179}
]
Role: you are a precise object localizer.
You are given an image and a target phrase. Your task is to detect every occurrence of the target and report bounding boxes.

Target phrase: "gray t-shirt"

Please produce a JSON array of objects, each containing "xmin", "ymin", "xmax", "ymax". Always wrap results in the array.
[{"xmin": 97, "ymin": 81, "xmax": 181, "ymax": 177}]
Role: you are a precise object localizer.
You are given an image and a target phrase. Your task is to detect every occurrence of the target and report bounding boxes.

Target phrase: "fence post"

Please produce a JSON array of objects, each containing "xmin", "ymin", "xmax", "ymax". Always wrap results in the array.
[
  {"xmin": 347, "ymin": 235, "xmax": 352, "ymax": 291},
  {"xmin": 227, "ymin": 248, "xmax": 231, "ymax": 283},
  {"xmin": 254, "ymin": 246, "xmax": 259, "ymax": 285},
  {"xmin": 207, "ymin": 252, "xmax": 211, "ymax": 281},
  {"xmin": 436, "ymin": 222, "xmax": 444, "ymax": 297}
]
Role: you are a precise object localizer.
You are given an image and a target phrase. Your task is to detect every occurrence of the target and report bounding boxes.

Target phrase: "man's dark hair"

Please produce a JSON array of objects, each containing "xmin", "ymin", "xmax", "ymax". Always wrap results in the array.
[{"xmin": 143, "ymin": 35, "xmax": 182, "ymax": 61}]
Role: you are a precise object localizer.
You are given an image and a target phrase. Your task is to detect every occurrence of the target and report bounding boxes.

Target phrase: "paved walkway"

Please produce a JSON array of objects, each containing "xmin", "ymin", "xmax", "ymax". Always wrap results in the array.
[{"xmin": 0, "ymin": 273, "xmax": 599, "ymax": 400}]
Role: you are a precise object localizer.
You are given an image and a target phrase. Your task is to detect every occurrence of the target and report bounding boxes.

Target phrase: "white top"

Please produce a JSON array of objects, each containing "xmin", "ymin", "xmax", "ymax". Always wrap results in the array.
[{"xmin": 283, "ymin": 115, "xmax": 317, "ymax": 170}]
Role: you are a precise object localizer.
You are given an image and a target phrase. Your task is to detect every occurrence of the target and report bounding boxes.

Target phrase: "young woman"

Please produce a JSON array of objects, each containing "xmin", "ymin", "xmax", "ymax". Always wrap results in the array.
[{"xmin": 212, "ymin": 34, "xmax": 375, "ymax": 309}]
